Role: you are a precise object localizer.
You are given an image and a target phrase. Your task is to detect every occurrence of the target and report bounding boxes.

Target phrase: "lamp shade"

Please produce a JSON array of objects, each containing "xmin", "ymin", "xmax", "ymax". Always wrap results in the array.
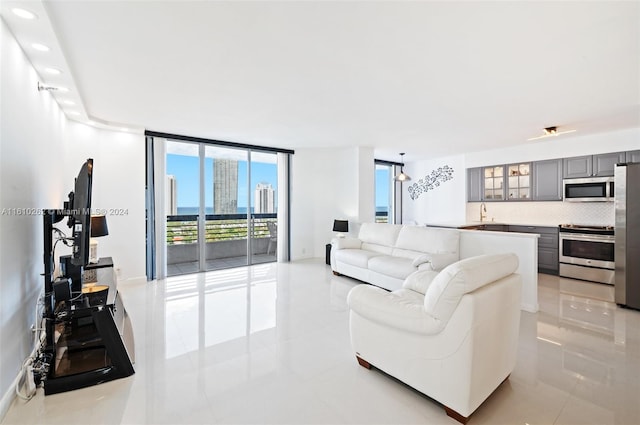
[
  {"xmin": 90, "ymin": 215, "xmax": 109, "ymax": 237},
  {"xmin": 333, "ymin": 219, "xmax": 349, "ymax": 233},
  {"xmin": 394, "ymin": 152, "xmax": 412, "ymax": 182}
]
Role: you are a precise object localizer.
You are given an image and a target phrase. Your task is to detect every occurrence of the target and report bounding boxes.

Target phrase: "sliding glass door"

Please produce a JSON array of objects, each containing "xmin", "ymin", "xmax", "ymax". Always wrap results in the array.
[
  {"xmin": 249, "ymin": 151, "xmax": 278, "ymax": 264},
  {"xmin": 166, "ymin": 141, "xmax": 279, "ymax": 276}
]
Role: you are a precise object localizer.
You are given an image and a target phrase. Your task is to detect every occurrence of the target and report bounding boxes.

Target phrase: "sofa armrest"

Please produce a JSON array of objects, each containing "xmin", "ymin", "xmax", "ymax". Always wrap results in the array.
[
  {"xmin": 347, "ymin": 285, "xmax": 442, "ymax": 335},
  {"xmin": 333, "ymin": 237, "xmax": 362, "ymax": 250}
]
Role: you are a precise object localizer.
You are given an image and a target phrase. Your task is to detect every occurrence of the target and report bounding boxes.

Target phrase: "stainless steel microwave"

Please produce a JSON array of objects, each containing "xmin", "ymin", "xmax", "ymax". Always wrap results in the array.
[{"xmin": 563, "ymin": 177, "xmax": 614, "ymax": 202}]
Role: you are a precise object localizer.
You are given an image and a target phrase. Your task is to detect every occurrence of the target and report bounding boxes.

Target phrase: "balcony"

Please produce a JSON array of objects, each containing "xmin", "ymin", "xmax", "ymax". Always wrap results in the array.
[
  {"xmin": 375, "ymin": 210, "xmax": 388, "ymax": 223},
  {"xmin": 167, "ymin": 214, "xmax": 277, "ymax": 276}
]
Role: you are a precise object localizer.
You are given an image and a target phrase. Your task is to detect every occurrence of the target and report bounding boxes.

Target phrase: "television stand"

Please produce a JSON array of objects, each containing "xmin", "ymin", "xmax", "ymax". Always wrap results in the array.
[{"xmin": 42, "ymin": 257, "xmax": 135, "ymax": 395}]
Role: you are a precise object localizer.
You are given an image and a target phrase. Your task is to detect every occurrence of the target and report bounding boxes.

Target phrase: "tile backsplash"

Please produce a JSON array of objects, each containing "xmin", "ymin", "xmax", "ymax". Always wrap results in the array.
[{"xmin": 466, "ymin": 201, "xmax": 615, "ymax": 227}]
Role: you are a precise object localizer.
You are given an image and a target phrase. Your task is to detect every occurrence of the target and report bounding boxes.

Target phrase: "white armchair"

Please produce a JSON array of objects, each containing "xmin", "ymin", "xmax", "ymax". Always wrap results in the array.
[{"xmin": 347, "ymin": 253, "xmax": 522, "ymax": 424}]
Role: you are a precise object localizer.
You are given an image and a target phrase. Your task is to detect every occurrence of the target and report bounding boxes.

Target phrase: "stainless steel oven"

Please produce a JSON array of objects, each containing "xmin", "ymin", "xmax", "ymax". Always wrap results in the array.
[{"xmin": 558, "ymin": 224, "xmax": 615, "ymax": 285}]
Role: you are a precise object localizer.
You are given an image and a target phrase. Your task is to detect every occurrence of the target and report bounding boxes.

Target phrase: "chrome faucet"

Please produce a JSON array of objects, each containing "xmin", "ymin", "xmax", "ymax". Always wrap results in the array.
[{"xmin": 480, "ymin": 202, "xmax": 487, "ymax": 222}]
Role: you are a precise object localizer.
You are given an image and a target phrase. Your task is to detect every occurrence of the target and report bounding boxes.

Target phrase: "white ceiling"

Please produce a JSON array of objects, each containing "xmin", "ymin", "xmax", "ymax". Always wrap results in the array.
[{"xmin": 3, "ymin": 1, "xmax": 639, "ymax": 161}]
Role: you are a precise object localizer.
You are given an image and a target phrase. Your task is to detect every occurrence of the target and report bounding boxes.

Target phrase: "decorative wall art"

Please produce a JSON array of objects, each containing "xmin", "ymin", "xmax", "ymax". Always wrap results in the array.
[{"xmin": 407, "ymin": 165, "xmax": 454, "ymax": 200}]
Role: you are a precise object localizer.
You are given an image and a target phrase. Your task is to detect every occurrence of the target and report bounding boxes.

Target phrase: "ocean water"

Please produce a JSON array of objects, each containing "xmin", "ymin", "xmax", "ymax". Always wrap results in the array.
[{"xmin": 176, "ymin": 206, "xmax": 388, "ymax": 215}]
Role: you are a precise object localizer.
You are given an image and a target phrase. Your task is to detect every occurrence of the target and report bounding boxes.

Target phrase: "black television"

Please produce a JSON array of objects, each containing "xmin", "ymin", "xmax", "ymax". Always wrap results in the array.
[{"xmin": 69, "ymin": 158, "xmax": 93, "ymax": 266}]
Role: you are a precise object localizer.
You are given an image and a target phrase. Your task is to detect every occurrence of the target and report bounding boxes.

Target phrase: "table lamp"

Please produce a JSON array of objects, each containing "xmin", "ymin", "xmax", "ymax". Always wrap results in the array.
[
  {"xmin": 333, "ymin": 219, "xmax": 349, "ymax": 238},
  {"xmin": 89, "ymin": 215, "xmax": 109, "ymax": 263}
]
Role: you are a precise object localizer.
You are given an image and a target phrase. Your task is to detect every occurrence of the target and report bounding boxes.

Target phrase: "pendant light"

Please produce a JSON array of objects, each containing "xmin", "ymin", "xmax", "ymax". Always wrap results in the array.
[{"xmin": 394, "ymin": 153, "xmax": 411, "ymax": 182}]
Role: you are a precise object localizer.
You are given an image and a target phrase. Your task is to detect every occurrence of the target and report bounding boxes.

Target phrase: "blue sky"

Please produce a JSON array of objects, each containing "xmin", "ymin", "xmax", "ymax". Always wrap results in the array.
[
  {"xmin": 167, "ymin": 154, "xmax": 277, "ymax": 209},
  {"xmin": 168, "ymin": 154, "xmax": 391, "ymax": 210}
]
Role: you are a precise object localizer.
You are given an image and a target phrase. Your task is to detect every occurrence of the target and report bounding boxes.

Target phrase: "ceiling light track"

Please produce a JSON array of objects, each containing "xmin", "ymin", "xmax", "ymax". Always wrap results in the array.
[{"xmin": 528, "ymin": 126, "xmax": 577, "ymax": 141}]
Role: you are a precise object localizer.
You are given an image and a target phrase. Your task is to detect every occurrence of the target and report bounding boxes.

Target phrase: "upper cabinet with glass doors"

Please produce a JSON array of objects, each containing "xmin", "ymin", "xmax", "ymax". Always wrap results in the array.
[
  {"xmin": 478, "ymin": 163, "xmax": 531, "ymax": 202},
  {"xmin": 506, "ymin": 163, "xmax": 531, "ymax": 200},
  {"xmin": 483, "ymin": 166, "xmax": 505, "ymax": 201}
]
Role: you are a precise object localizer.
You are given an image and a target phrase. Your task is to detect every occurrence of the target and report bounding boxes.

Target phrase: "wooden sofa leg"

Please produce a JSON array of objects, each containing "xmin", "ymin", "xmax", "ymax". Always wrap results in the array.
[
  {"xmin": 356, "ymin": 356, "xmax": 371, "ymax": 369},
  {"xmin": 443, "ymin": 374, "xmax": 509, "ymax": 424},
  {"xmin": 444, "ymin": 406, "xmax": 469, "ymax": 424},
  {"xmin": 332, "ymin": 271, "xmax": 341, "ymax": 276}
]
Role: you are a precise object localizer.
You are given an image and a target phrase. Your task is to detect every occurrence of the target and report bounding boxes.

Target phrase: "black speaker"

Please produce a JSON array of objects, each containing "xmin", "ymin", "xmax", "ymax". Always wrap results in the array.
[
  {"xmin": 53, "ymin": 277, "xmax": 71, "ymax": 302},
  {"xmin": 60, "ymin": 255, "xmax": 83, "ymax": 293}
]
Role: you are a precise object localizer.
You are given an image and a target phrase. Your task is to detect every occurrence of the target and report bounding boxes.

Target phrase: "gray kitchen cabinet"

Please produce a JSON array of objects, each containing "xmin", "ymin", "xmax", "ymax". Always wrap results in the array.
[
  {"xmin": 482, "ymin": 165, "xmax": 505, "ymax": 201},
  {"xmin": 508, "ymin": 225, "xmax": 559, "ymax": 274},
  {"xmin": 593, "ymin": 152, "xmax": 626, "ymax": 176},
  {"xmin": 563, "ymin": 155, "xmax": 592, "ymax": 178},
  {"xmin": 563, "ymin": 152, "xmax": 626, "ymax": 178},
  {"xmin": 627, "ymin": 150, "xmax": 640, "ymax": 163},
  {"xmin": 532, "ymin": 159, "xmax": 563, "ymax": 201},
  {"xmin": 506, "ymin": 163, "xmax": 531, "ymax": 201},
  {"xmin": 467, "ymin": 167, "xmax": 482, "ymax": 202}
]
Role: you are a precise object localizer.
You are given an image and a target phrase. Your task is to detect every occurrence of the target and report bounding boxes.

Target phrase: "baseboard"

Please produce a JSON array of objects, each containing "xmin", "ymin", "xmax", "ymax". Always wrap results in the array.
[
  {"xmin": 521, "ymin": 302, "xmax": 538, "ymax": 313},
  {"xmin": 0, "ymin": 372, "xmax": 22, "ymax": 423}
]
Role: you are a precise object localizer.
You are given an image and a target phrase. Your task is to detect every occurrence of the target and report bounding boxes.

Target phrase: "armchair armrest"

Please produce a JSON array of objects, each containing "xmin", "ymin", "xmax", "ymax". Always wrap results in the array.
[
  {"xmin": 347, "ymin": 285, "xmax": 441, "ymax": 335},
  {"xmin": 332, "ymin": 237, "xmax": 362, "ymax": 250}
]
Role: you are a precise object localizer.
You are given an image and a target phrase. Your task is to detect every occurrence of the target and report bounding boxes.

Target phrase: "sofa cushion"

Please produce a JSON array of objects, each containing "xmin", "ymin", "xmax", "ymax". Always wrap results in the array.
[
  {"xmin": 358, "ymin": 223, "xmax": 402, "ymax": 247},
  {"xmin": 368, "ymin": 256, "xmax": 416, "ymax": 280},
  {"xmin": 335, "ymin": 249, "xmax": 384, "ymax": 268},
  {"xmin": 347, "ymin": 285, "xmax": 440, "ymax": 335},
  {"xmin": 402, "ymin": 269, "xmax": 440, "ymax": 295},
  {"xmin": 423, "ymin": 253, "xmax": 519, "ymax": 323},
  {"xmin": 395, "ymin": 226, "xmax": 459, "ymax": 255}
]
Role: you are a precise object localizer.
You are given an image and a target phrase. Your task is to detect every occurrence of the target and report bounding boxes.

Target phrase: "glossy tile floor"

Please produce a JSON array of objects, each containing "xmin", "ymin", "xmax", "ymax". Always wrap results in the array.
[{"xmin": 3, "ymin": 259, "xmax": 640, "ymax": 424}]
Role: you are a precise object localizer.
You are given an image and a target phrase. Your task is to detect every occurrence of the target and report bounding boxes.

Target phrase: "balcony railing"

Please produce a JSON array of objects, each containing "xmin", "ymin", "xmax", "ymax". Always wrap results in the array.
[
  {"xmin": 375, "ymin": 210, "xmax": 388, "ymax": 223},
  {"xmin": 166, "ymin": 213, "xmax": 278, "ymax": 269},
  {"xmin": 167, "ymin": 214, "xmax": 277, "ymax": 245}
]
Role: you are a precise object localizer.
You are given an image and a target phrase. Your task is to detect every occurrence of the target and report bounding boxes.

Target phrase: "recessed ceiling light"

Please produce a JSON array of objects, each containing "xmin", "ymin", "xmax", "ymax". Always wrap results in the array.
[
  {"xmin": 56, "ymin": 87, "xmax": 69, "ymax": 93},
  {"xmin": 31, "ymin": 43, "xmax": 50, "ymax": 52},
  {"xmin": 67, "ymin": 111, "xmax": 80, "ymax": 116},
  {"xmin": 12, "ymin": 8, "xmax": 37, "ymax": 20},
  {"xmin": 44, "ymin": 67, "xmax": 62, "ymax": 75},
  {"xmin": 62, "ymin": 100, "xmax": 76, "ymax": 106}
]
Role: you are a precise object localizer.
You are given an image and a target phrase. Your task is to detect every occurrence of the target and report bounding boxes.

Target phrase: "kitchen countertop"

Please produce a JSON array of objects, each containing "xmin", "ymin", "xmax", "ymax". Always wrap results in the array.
[{"xmin": 425, "ymin": 221, "xmax": 560, "ymax": 229}]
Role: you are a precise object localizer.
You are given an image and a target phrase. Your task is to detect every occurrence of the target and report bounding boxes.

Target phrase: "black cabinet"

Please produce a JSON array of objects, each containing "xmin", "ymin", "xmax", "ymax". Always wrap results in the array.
[
  {"xmin": 563, "ymin": 152, "xmax": 626, "ymax": 178},
  {"xmin": 532, "ymin": 159, "xmax": 563, "ymax": 201},
  {"xmin": 483, "ymin": 224, "xmax": 508, "ymax": 231},
  {"xmin": 508, "ymin": 225, "xmax": 558, "ymax": 274}
]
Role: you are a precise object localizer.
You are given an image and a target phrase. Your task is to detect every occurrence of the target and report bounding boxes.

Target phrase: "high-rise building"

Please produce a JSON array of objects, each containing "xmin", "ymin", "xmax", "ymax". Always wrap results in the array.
[
  {"xmin": 166, "ymin": 175, "xmax": 177, "ymax": 215},
  {"xmin": 254, "ymin": 182, "xmax": 275, "ymax": 214},
  {"xmin": 213, "ymin": 159, "xmax": 238, "ymax": 214}
]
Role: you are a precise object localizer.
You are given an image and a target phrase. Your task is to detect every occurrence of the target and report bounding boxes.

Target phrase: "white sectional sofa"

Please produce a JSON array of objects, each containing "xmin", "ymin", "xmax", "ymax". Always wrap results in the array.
[
  {"xmin": 347, "ymin": 253, "xmax": 522, "ymax": 423},
  {"xmin": 331, "ymin": 223, "xmax": 460, "ymax": 291}
]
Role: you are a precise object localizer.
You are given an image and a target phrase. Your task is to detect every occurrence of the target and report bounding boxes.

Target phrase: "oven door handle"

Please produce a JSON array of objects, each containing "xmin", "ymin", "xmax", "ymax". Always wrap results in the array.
[{"xmin": 559, "ymin": 233, "xmax": 615, "ymax": 243}]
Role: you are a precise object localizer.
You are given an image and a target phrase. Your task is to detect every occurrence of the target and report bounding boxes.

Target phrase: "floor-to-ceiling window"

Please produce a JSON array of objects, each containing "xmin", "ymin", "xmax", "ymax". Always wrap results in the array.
[
  {"xmin": 145, "ymin": 132, "xmax": 291, "ymax": 279},
  {"xmin": 375, "ymin": 162, "xmax": 392, "ymax": 223},
  {"xmin": 374, "ymin": 160, "xmax": 402, "ymax": 224}
]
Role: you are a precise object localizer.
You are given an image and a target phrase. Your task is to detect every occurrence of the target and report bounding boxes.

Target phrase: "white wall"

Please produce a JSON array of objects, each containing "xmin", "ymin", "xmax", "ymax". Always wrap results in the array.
[
  {"xmin": 290, "ymin": 146, "xmax": 374, "ymax": 259},
  {"xmin": 0, "ymin": 20, "xmax": 145, "ymax": 416},
  {"xmin": 402, "ymin": 155, "xmax": 466, "ymax": 225},
  {"xmin": 403, "ymin": 128, "xmax": 639, "ymax": 226},
  {"xmin": 465, "ymin": 127, "xmax": 640, "ymax": 167}
]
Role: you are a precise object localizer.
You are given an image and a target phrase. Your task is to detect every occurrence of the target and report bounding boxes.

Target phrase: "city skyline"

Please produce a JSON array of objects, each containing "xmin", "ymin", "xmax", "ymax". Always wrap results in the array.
[
  {"xmin": 166, "ymin": 153, "xmax": 392, "ymax": 213},
  {"xmin": 166, "ymin": 154, "xmax": 278, "ymax": 212}
]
